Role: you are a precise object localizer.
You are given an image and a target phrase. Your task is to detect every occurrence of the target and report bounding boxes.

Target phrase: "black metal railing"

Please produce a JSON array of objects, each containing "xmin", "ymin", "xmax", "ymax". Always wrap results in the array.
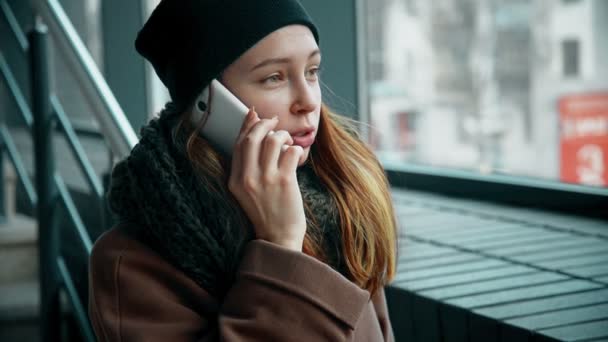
[
  {"xmin": 1, "ymin": 0, "xmax": 139, "ymax": 340},
  {"xmin": 0, "ymin": 54, "xmax": 37, "ymax": 208}
]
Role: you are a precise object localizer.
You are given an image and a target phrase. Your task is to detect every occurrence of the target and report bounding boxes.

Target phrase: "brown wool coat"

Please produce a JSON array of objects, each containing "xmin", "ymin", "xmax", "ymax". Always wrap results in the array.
[{"xmin": 88, "ymin": 224, "xmax": 395, "ymax": 341}]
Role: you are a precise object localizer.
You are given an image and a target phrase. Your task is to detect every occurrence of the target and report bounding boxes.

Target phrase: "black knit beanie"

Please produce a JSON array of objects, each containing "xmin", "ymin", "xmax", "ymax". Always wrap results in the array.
[{"xmin": 135, "ymin": 0, "xmax": 320, "ymax": 110}]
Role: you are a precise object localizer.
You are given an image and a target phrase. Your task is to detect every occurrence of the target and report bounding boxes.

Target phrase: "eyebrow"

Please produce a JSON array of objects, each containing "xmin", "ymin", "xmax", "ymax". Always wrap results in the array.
[{"xmin": 250, "ymin": 49, "xmax": 321, "ymax": 72}]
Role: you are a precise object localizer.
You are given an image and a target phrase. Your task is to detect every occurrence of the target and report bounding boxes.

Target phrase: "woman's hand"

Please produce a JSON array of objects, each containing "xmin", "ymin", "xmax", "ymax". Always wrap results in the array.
[{"xmin": 228, "ymin": 107, "xmax": 307, "ymax": 252}]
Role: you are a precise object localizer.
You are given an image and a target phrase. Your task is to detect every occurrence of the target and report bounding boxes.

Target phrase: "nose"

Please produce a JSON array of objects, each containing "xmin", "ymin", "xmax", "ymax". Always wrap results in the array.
[{"xmin": 290, "ymin": 79, "xmax": 318, "ymax": 115}]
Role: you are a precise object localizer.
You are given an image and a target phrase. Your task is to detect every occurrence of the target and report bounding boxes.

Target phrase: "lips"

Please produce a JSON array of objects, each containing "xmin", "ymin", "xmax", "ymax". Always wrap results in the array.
[{"xmin": 291, "ymin": 129, "xmax": 316, "ymax": 148}]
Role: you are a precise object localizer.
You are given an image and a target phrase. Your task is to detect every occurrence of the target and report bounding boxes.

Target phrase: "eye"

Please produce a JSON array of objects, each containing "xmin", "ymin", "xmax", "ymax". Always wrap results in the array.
[
  {"xmin": 262, "ymin": 73, "xmax": 283, "ymax": 84},
  {"xmin": 306, "ymin": 66, "xmax": 322, "ymax": 80}
]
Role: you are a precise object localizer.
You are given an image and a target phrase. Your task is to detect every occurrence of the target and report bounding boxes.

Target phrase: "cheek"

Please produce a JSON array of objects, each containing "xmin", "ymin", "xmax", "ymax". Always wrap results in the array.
[
  {"xmin": 246, "ymin": 92, "xmax": 291, "ymax": 120},
  {"xmin": 230, "ymin": 87, "xmax": 280, "ymax": 119},
  {"xmin": 314, "ymin": 84, "xmax": 322, "ymax": 101},
  {"xmin": 254, "ymin": 101, "xmax": 286, "ymax": 121},
  {"xmin": 313, "ymin": 85, "xmax": 323, "ymax": 110},
  {"xmin": 313, "ymin": 86, "xmax": 322, "ymax": 110}
]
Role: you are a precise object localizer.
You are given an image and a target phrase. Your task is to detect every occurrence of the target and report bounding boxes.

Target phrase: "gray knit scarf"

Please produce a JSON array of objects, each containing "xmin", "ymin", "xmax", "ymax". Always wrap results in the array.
[{"xmin": 107, "ymin": 109, "xmax": 344, "ymax": 299}]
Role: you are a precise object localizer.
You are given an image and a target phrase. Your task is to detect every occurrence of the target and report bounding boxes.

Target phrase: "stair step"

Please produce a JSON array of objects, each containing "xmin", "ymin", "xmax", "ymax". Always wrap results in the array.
[
  {"xmin": 0, "ymin": 280, "xmax": 39, "ymax": 321},
  {"xmin": 0, "ymin": 279, "xmax": 40, "ymax": 342},
  {"xmin": 0, "ymin": 214, "xmax": 37, "ymax": 244},
  {"xmin": 0, "ymin": 317, "xmax": 39, "ymax": 342},
  {"xmin": 0, "ymin": 214, "xmax": 38, "ymax": 285}
]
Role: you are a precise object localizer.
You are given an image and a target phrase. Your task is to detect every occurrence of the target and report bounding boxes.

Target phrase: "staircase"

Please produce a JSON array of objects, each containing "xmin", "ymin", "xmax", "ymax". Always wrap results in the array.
[
  {"xmin": 0, "ymin": 162, "xmax": 40, "ymax": 341},
  {"xmin": 0, "ymin": 1, "xmax": 138, "ymax": 340}
]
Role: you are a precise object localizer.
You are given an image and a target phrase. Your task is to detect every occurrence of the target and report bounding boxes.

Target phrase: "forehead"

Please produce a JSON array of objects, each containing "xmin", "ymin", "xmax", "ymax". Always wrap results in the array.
[{"xmin": 237, "ymin": 25, "xmax": 320, "ymax": 66}]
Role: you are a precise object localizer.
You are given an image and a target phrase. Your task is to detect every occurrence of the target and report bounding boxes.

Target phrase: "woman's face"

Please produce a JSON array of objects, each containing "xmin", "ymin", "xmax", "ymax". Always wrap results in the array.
[{"xmin": 220, "ymin": 25, "xmax": 322, "ymax": 166}]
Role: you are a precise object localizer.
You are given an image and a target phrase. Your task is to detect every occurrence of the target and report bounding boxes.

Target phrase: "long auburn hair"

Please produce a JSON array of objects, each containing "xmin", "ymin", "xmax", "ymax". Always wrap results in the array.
[{"xmin": 176, "ymin": 102, "xmax": 398, "ymax": 296}]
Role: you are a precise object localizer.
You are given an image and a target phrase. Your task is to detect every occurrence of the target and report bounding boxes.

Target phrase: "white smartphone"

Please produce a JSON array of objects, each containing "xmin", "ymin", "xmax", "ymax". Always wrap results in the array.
[{"xmin": 191, "ymin": 79, "xmax": 249, "ymax": 156}]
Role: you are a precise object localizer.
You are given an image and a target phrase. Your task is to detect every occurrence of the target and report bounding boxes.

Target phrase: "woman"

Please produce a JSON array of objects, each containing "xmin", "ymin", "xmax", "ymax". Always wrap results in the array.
[{"xmin": 88, "ymin": 0, "xmax": 398, "ymax": 341}]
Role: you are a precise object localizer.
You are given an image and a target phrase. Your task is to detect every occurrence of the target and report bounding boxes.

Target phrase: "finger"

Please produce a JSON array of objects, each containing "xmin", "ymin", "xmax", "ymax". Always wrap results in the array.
[
  {"xmin": 236, "ymin": 107, "xmax": 261, "ymax": 146},
  {"xmin": 260, "ymin": 130, "xmax": 294, "ymax": 173},
  {"xmin": 278, "ymin": 145, "xmax": 304, "ymax": 174},
  {"xmin": 232, "ymin": 108, "xmax": 260, "ymax": 178},
  {"xmin": 241, "ymin": 116, "xmax": 279, "ymax": 173}
]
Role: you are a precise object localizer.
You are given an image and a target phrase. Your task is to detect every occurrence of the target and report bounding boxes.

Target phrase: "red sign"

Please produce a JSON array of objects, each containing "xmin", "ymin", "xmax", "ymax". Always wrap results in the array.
[{"xmin": 559, "ymin": 92, "xmax": 608, "ymax": 187}]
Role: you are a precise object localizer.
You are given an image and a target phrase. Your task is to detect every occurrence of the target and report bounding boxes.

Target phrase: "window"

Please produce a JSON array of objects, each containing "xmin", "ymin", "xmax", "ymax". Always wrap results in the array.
[
  {"xmin": 361, "ymin": 0, "xmax": 608, "ymax": 189},
  {"xmin": 562, "ymin": 39, "xmax": 580, "ymax": 77}
]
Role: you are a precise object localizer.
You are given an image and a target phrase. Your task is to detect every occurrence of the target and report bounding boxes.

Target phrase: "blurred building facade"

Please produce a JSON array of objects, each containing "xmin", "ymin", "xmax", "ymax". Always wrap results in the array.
[{"xmin": 367, "ymin": 0, "xmax": 608, "ymax": 186}]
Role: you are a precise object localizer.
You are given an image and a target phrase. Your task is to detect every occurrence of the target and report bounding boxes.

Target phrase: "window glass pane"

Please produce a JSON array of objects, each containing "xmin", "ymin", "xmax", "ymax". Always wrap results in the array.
[
  {"xmin": 562, "ymin": 39, "xmax": 579, "ymax": 77},
  {"xmin": 363, "ymin": 0, "xmax": 608, "ymax": 188}
]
